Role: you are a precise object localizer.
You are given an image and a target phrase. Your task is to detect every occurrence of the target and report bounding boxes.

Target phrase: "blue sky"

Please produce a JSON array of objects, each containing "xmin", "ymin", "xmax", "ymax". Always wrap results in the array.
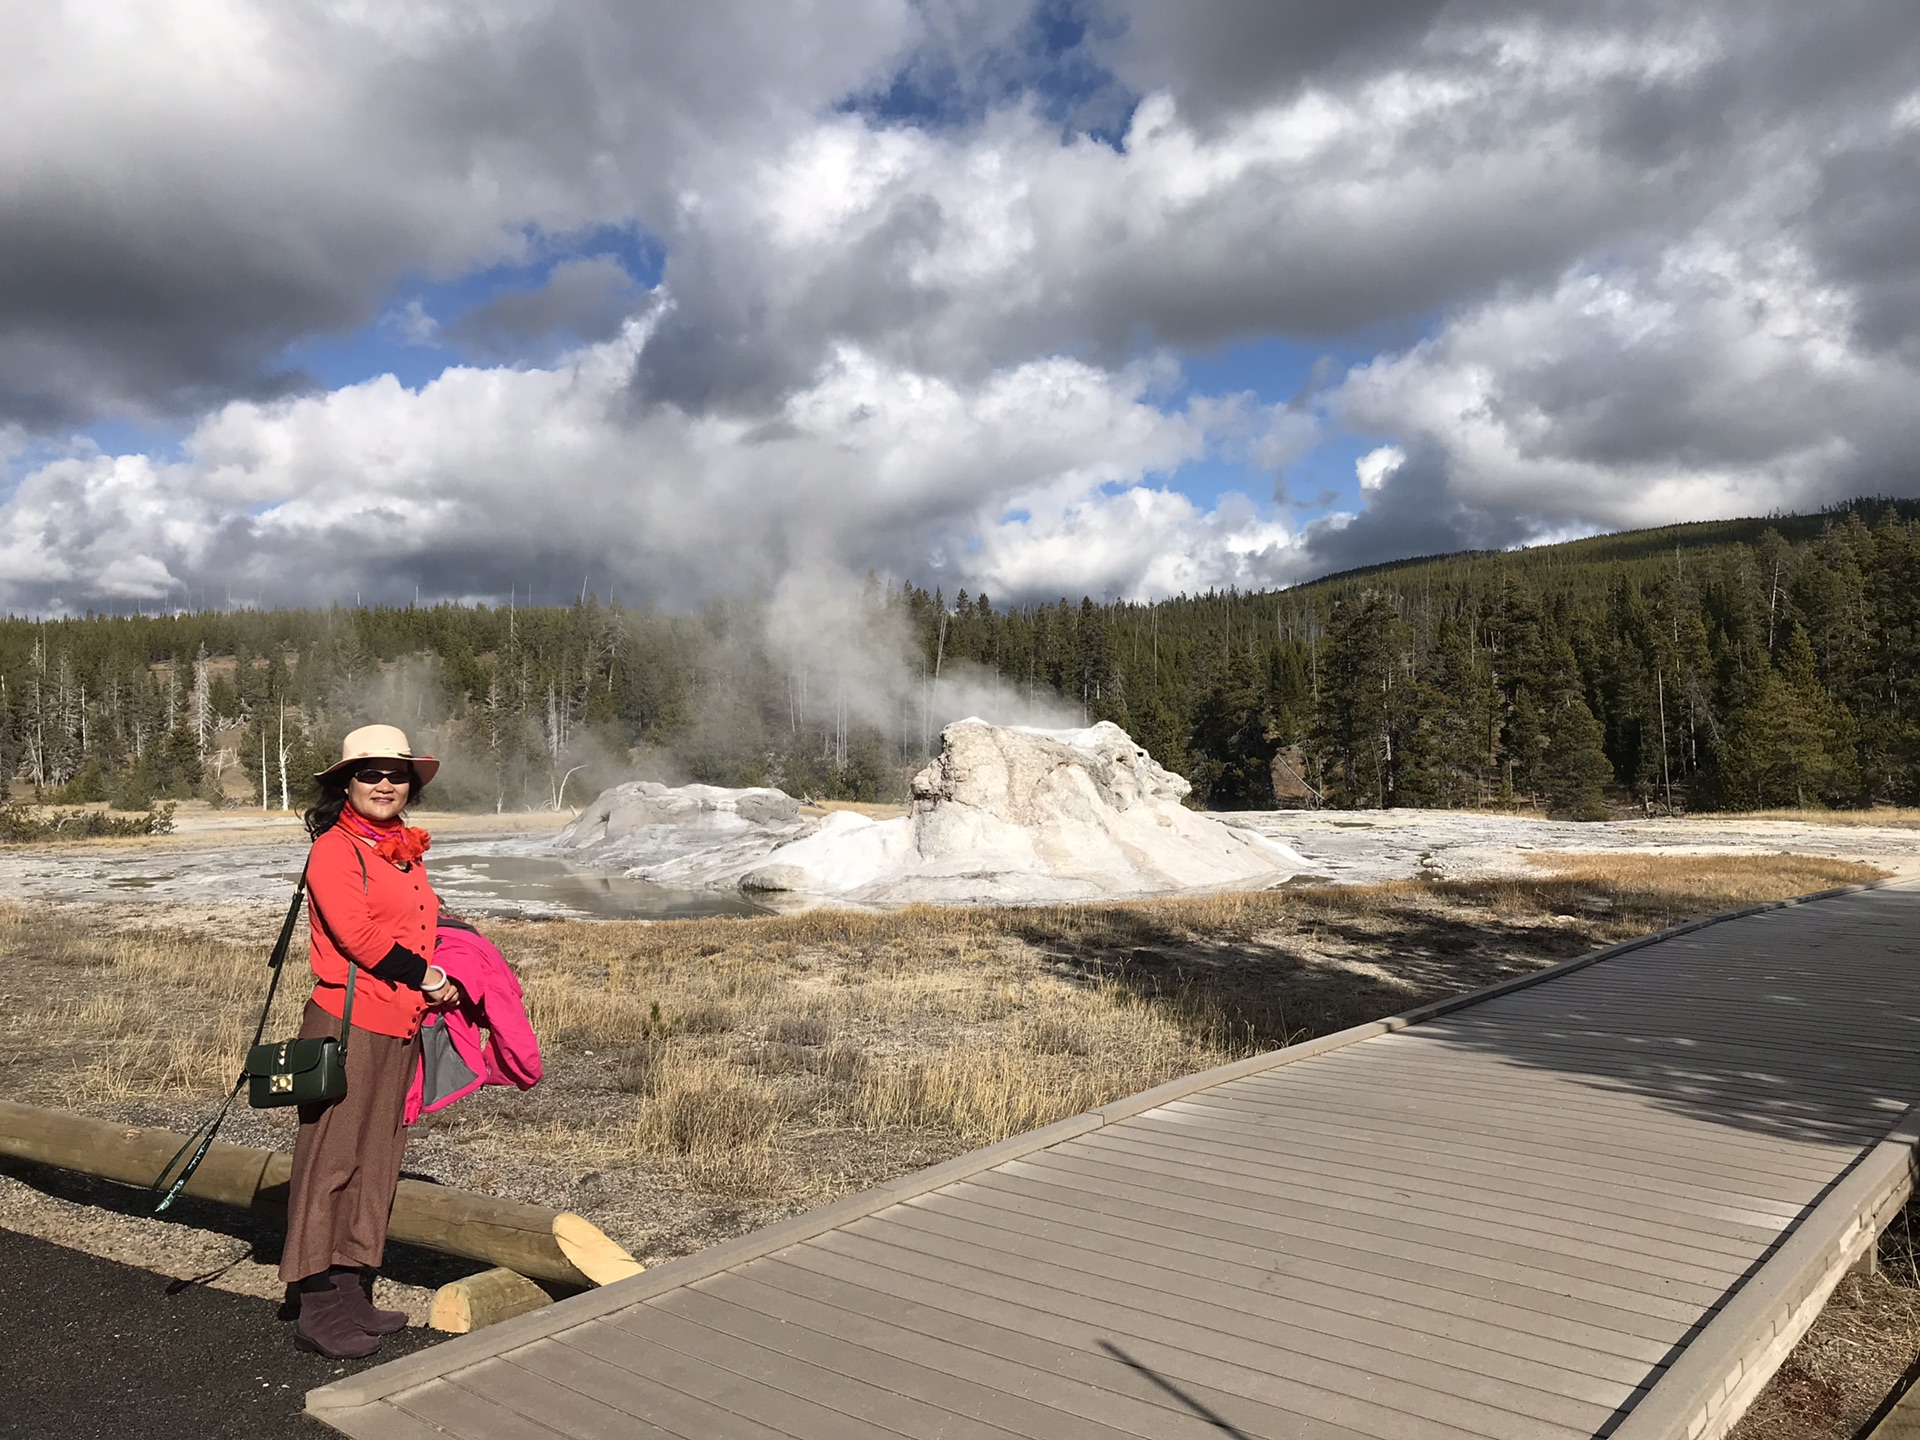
[{"xmin": 282, "ymin": 224, "xmax": 667, "ymax": 393}]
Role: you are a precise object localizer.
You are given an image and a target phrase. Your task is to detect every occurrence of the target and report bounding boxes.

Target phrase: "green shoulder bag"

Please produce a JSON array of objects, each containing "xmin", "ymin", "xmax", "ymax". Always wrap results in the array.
[
  {"xmin": 151, "ymin": 869, "xmax": 359, "ymax": 1211},
  {"xmin": 245, "ymin": 960, "xmax": 355, "ymax": 1108}
]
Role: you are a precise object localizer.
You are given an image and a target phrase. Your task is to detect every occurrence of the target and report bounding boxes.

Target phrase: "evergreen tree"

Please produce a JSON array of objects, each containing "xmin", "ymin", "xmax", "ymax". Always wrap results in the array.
[
  {"xmin": 1542, "ymin": 690, "xmax": 1613, "ymax": 820},
  {"xmin": 1187, "ymin": 649, "xmax": 1277, "ymax": 809},
  {"xmin": 1722, "ymin": 628, "xmax": 1859, "ymax": 807},
  {"xmin": 1422, "ymin": 616, "xmax": 1496, "ymax": 806},
  {"xmin": 1311, "ymin": 592, "xmax": 1415, "ymax": 807},
  {"xmin": 2, "ymin": 500, "xmax": 1915, "ymax": 814}
]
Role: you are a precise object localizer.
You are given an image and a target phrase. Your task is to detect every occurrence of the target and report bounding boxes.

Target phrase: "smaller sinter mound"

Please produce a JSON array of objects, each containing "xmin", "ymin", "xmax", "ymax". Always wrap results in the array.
[{"xmin": 557, "ymin": 781, "xmax": 812, "ymax": 887}]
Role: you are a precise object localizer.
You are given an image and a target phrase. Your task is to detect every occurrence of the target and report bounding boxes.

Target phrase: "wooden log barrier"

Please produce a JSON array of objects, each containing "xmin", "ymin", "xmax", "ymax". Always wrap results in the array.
[
  {"xmin": 0, "ymin": 1100, "xmax": 643, "ymax": 1290},
  {"xmin": 430, "ymin": 1268, "xmax": 555, "ymax": 1334}
]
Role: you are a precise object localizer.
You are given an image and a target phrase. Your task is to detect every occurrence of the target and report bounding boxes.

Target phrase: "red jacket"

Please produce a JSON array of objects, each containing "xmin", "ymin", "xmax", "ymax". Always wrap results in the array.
[{"xmin": 305, "ymin": 823, "xmax": 440, "ymax": 1039}]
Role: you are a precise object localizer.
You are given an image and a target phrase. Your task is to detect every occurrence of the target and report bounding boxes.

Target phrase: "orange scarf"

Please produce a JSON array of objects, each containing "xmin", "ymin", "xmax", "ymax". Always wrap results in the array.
[{"xmin": 339, "ymin": 806, "xmax": 431, "ymax": 866}]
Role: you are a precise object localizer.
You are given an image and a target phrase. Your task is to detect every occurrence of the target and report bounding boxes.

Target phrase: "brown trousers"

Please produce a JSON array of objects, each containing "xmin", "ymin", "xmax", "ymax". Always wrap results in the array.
[{"xmin": 279, "ymin": 999, "xmax": 420, "ymax": 1282}]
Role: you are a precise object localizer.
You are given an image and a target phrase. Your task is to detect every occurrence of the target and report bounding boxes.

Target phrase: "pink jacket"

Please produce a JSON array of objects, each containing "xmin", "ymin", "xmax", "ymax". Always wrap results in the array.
[{"xmin": 404, "ymin": 923, "xmax": 542, "ymax": 1125}]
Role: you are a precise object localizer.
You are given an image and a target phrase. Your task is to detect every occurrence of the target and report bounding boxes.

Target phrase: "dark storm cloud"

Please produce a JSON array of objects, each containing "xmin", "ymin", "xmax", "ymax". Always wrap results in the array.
[
  {"xmin": 445, "ymin": 256, "xmax": 648, "ymax": 357},
  {"xmin": 0, "ymin": 179, "xmax": 372, "ymax": 425},
  {"xmin": 1808, "ymin": 144, "xmax": 1920, "ymax": 363},
  {"xmin": 0, "ymin": 1, "xmax": 917, "ymax": 429},
  {"xmin": 1300, "ymin": 446, "xmax": 1537, "ymax": 573},
  {"xmin": 1085, "ymin": 0, "xmax": 1455, "ymax": 124}
]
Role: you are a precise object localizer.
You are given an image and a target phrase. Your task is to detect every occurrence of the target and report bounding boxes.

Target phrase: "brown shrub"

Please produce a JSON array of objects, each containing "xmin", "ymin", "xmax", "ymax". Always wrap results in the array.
[{"xmin": 633, "ymin": 1057, "xmax": 780, "ymax": 1158}]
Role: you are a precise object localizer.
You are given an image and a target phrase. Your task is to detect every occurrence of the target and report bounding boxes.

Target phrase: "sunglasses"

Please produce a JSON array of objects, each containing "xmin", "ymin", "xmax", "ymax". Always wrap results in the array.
[{"xmin": 350, "ymin": 766, "xmax": 414, "ymax": 787}]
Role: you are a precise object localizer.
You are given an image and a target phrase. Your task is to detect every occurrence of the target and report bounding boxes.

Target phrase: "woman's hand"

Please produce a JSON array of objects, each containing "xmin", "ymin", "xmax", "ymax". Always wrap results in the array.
[{"xmin": 422, "ymin": 968, "xmax": 464, "ymax": 1009}]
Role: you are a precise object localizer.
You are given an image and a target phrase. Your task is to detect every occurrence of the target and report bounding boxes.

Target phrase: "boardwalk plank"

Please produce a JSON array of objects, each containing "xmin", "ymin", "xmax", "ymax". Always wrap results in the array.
[
  {"xmin": 907, "ymin": 1188, "xmax": 1658, "ymax": 1383},
  {"xmin": 746, "ymin": 1257, "xmax": 1382, "ymax": 1440},
  {"xmin": 885, "ymin": 1196, "xmax": 1646, "ymax": 1396},
  {"xmin": 1016, "ymin": 1149, "xmax": 1746, "ymax": 1291},
  {"xmin": 1193, "ymin": 1079, "xmax": 1860, "ymax": 1184},
  {"xmin": 1351, "ymin": 1036, "xmax": 1904, "ymax": 1105},
  {"xmin": 1232, "ymin": 1053, "xmax": 1893, "ymax": 1147},
  {"xmin": 818, "ymin": 1224, "xmax": 1613, "ymax": 1438},
  {"xmin": 625, "ymin": 1290, "xmax": 1030, "ymax": 1440},
  {"xmin": 1158, "ymin": 1096, "xmax": 1848, "ymax": 1203},
  {"xmin": 706, "ymin": 1266, "xmax": 1305, "ymax": 1440},
  {"xmin": 774, "ymin": 1243, "xmax": 1510, "ymax": 1440},
  {"xmin": 388, "ymin": 1380, "xmax": 571, "ymax": 1440},
  {"xmin": 561, "ymin": 1318, "xmax": 911, "ymax": 1440},
  {"xmin": 310, "ymin": 1402, "xmax": 460, "ymax": 1440},
  {"xmin": 493, "ymin": 1338, "xmax": 788, "ymax": 1440},
  {"xmin": 453, "ymin": 1351, "xmax": 687, "ymax": 1440},
  {"xmin": 661, "ymin": 1280, "xmax": 1221, "ymax": 1440},
  {"xmin": 941, "ymin": 1177, "xmax": 1679, "ymax": 1362},
  {"xmin": 979, "ymin": 1160, "xmax": 1709, "ymax": 1323},
  {"xmin": 1388, "ymin": 1031, "xmax": 1915, "ymax": 1096},
  {"xmin": 1120, "ymin": 1110, "xmax": 1808, "ymax": 1228},
  {"xmin": 1136, "ymin": 1100, "xmax": 1815, "ymax": 1216},
  {"xmin": 1075, "ymin": 1125, "xmax": 1782, "ymax": 1253}
]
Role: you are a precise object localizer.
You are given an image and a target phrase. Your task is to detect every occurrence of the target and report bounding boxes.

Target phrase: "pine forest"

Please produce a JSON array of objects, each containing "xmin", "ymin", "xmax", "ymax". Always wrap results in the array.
[{"xmin": 3, "ymin": 501, "xmax": 1918, "ymax": 821}]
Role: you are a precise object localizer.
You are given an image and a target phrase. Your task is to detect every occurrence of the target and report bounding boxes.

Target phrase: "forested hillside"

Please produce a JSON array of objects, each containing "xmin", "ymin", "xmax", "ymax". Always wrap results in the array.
[{"xmin": 3, "ymin": 500, "xmax": 1917, "ymax": 816}]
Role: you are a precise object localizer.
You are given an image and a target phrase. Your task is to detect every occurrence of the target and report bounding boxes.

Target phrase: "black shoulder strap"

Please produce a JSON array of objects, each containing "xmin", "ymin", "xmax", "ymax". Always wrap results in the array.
[{"xmin": 151, "ymin": 868, "xmax": 310, "ymax": 1212}]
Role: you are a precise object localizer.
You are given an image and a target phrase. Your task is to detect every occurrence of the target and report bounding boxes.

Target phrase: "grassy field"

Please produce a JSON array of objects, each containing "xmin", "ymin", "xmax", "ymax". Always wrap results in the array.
[
  {"xmin": 1730, "ymin": 808, "xmax": 1920, "ymax": 828},
  {"xmin": 0, "ymin": 851, "xmax": 1883, "ymax": 1263}
]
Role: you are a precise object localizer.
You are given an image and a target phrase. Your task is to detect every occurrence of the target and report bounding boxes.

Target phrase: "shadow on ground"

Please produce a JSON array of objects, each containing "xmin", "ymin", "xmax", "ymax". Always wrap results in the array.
[
  {"xmin": 0, "ymin": 1157, "xmax": 480, "ymax": 1297},
  {"xmin": 0, "ymin": 1225, "xmax": 445, "ymax": 1440},
  {"xmin": 1005, "ymin": 878, "xmax": 1626, "ymax": 1052}
]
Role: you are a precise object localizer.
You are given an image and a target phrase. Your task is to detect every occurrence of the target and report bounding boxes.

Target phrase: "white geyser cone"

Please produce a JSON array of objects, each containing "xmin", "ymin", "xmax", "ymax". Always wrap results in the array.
[{"xmin": 739, "ymin": 719, "xmax": 1316, "ymax": 904}]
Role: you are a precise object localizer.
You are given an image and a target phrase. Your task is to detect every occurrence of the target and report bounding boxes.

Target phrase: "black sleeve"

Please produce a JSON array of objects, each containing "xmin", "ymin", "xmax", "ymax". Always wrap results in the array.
[{"xmin": 367, "ymin": 943, "xmax": 432, "ymax": 988}]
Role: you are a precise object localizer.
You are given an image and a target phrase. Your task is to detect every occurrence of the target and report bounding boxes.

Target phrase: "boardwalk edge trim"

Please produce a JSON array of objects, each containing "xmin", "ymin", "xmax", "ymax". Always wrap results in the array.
[
  {"xmin": 306, "ymin": 878, "xmax": 1896, "ymax": 1422},
  {"xmin": 1612, "ymin": 1104, "xmax": 1920, "ymax": 1440}
]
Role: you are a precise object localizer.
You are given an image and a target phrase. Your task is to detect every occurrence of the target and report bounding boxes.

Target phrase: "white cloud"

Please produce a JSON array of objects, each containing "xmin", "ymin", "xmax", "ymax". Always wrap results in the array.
[
  {"xmin": 644, "ymin": 22, "xmax": 1737, "ymax": 403},
  {"xmin": 385, "ymin": 300, "xmax": 442, "ymax": 347},
  {"xmin": 0, "ymin": 324, "xmax": 1305, "ymax": 610},
  {"xmin": 1328, "ymin": 233, "xmax": 1919, "ymax": 542},
  {"xmin": 1355, "ymin": 445, "xmax": 1404, "ymax": 492}
]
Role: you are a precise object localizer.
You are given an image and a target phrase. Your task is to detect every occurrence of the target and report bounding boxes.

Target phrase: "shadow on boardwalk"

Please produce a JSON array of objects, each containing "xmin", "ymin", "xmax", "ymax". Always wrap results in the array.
[{"xmin": 1407, "ymin": 886, "xmax": 1920, "ymax": 1149}]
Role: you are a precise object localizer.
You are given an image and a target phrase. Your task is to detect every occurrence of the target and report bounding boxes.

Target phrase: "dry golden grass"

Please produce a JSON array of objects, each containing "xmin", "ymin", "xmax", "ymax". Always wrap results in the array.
[
  {"xmin": 1725, "ymin": 808, "xmax": 1920, "ymax": 829},
  {"xmin": 1523, "ymin": 852, "xmax": 1884, "ymax": 902},
  {"xmin": 0, "ymin": 852, "xmax": 1886, "ymax": 1221}
]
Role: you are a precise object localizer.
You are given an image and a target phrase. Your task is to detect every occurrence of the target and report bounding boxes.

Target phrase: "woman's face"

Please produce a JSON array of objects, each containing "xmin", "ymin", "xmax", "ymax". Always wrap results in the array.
[{"xmin": 346, "ymin": 763, "xmax": 413, "ymax": 823}]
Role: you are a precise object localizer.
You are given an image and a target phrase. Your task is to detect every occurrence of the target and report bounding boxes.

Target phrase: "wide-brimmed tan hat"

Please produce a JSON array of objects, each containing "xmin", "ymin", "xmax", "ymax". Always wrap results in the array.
[{"xmin": 315, "ymin": 724, "xmax": 440, "ymax": 786}]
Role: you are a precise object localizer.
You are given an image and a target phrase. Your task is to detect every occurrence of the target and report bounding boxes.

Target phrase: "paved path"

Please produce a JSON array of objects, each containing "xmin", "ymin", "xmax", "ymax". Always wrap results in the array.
[
  {"xmin": 309, "ymin": 884, "xmax": 1920, "ymax": 1440},
  {"xmin": 0, "ymin": 1226, "xmax": 441, "ymax": 1440}
]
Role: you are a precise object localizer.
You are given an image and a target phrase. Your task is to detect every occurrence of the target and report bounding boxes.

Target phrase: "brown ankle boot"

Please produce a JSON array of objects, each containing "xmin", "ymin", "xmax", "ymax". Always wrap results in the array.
[
  {"xmin": 294, "ymin": 1282, "xmax": 381, "ymax": 1359},
  {"xmin": 333, "ymin": 1268, "xmax": 408, "ymax": 1335}
]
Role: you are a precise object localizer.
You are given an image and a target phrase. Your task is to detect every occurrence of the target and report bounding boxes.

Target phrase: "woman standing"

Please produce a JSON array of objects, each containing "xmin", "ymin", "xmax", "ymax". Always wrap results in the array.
[{"xmin": 283, "ymin": 724, "xmax": 461, "ymax": 1358}]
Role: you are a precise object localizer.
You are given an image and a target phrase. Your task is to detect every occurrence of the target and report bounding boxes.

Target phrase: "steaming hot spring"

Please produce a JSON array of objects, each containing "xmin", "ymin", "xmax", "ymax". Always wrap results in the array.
[{"xmin": 558, "ymin": 719, "xmax": 1316, "ymax": 905}]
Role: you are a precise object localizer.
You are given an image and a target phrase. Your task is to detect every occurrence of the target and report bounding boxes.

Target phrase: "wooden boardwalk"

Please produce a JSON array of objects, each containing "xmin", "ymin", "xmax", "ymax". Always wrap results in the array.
[{"xmin": 311, "ymin": 883, "xmax": 1920, "ymax": 1440}]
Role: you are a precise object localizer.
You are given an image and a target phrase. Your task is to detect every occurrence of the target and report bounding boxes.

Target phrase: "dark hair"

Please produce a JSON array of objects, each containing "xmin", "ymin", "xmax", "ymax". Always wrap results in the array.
[{"xmin": 303, "ymin": 762, "xmax": 426, "ymax": 840}]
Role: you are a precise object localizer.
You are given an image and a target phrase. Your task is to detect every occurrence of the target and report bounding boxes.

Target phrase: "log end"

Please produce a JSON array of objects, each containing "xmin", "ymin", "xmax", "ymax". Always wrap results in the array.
[
  {"xmin": 429, "ymin": 1268, "xmax": 554, "ymax": 1334},
  {"xmin": 552, "ymin": 1211, "xmax": 644, "ymax": 1286}
]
